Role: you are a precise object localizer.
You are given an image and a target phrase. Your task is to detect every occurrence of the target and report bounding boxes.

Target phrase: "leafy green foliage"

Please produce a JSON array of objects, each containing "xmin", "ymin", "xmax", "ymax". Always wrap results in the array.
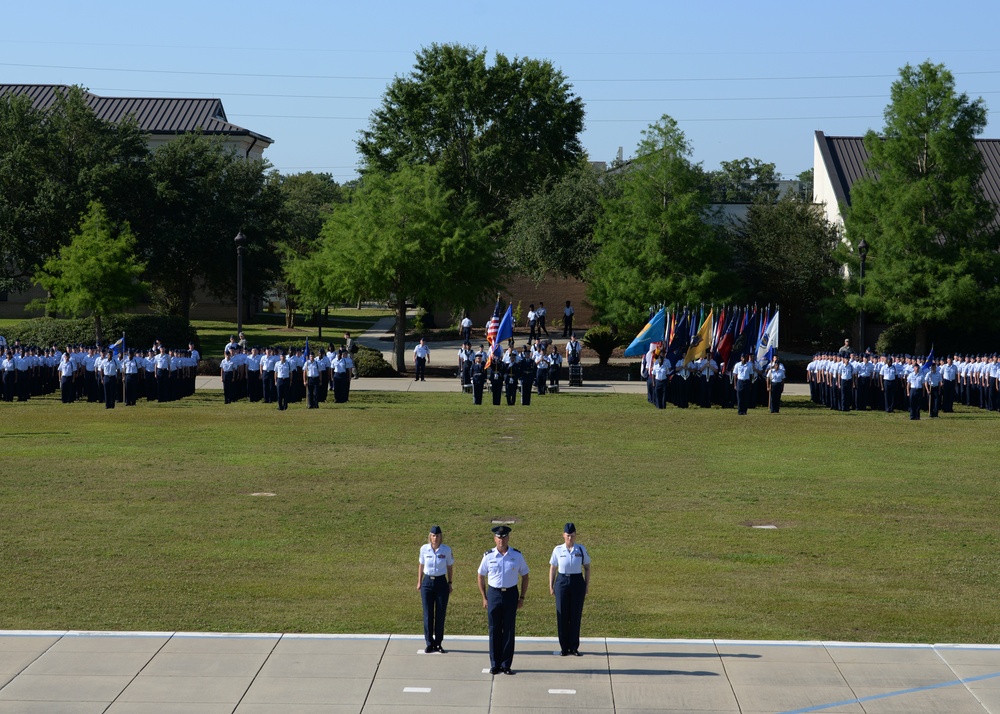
[
  {"xmin": 300, "ymin": 165, "xmax": 498, "ymax": 371},
  {"xmin": 706, "ymin": 157, "xmax": 779, "ymax": 203},
  {"xmin": 730, "ymin": 195, "xmax": 848, "ymax": 344},
  {"xmin": 505, "ymin": 160, "xmax": 604, "ymax": 280},
  {"xmin": 0, "ymin": 87, "xmax": 150, "ymax": 293},
  {"xmin": 32, "ymin": 202, "xmax": 147, "ymax": 343},
  {"xmin": 586, "ymin": 115, "xmax": 735, "ymax": 328},
  {"xmin": 6, "ymin": 314, "xmax": 196, "ymax": 350},
  {"xmin": 145, "ymin": 133, "xmax": 284, "ymax": 320},
  {"xmin": 352, "ymin": 344, "xmax": 396, "ymax": 377},
  {"xmin": 844, "ymin": 61, "xmax": 1000, "ymax": 352},
  {"xmin": 582, "ymin": 324, "xmax": 625, "ymax": 366},
  {"xmin": 357, "ymin": 43, "xmax": 585, "ymax": 225},
  {"xmin": 274, "ymin": 172, "xmax": 346, "ymax": 327}
]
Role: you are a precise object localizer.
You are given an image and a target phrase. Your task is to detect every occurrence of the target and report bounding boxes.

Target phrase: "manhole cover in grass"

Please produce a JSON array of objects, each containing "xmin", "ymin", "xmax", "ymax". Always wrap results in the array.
[
  {"xmin": 250, "ymin": 492, "xmax": 277, "ymax": 497},
  {"xmin": 742, "ymin": 521, "xmax": 783, "ymax": 529},
  {"xmin": 491, "ymin": 517, "xmax": 520, "ymax": 525}
]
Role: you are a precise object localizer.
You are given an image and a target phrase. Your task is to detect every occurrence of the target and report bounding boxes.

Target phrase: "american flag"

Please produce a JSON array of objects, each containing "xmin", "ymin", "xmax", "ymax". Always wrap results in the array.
[{"xmin": 485, "ymin": 296, "xmax": 501, "ymax": 348}]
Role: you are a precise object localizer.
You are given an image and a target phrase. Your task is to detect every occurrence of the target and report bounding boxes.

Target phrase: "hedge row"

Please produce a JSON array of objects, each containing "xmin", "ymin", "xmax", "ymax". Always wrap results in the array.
[{"xmin": 4, "ymin": 315, "xmax": 198, "ymax": 352}]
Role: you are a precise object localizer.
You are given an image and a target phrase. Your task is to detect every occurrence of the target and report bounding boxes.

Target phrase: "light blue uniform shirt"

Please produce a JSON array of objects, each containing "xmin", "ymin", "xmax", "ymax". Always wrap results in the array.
[
  {"xmin": 478, "ymin": 547, "xmax": 529, "ymax": 588},
  {"xmin": 549, "ymin": 543, "xmax": 591, "ymax": 575}
]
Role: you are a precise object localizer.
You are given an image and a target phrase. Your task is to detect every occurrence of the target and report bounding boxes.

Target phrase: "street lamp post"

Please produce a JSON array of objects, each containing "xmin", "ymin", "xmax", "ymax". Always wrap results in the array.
[
  {"xmin": 235, "ymin": 231, "xmax": 246, "ymax": 334},
  {"xmin": 858, "ymin": 238, "xmax": 868, "ymax": 351}
]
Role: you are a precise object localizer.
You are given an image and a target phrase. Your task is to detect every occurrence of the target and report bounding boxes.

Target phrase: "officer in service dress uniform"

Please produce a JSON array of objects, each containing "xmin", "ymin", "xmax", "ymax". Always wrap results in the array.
[
  {"xmin": 417, "ymin": 525, "xmax": 454, "ymax": 654},
  {"xmin": 477, "ymin": 525, "xmax": 529, "ymax": 675},
  {"xmin": 548, "ymin": 522, "xmax": 591, "ymax": 657}
]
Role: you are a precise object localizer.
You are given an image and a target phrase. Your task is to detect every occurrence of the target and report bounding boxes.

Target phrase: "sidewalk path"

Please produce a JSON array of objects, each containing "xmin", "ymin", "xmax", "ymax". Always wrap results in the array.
[{"xmin": 1, "ymin": 631, "xmax": 997, "ymax": 713}]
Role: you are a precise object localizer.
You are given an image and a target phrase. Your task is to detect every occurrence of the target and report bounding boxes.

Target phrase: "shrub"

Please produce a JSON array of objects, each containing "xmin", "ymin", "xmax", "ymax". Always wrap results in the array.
[
  {"xmin": 353, "ymin": 344, "xmax": 396, "ymax": 377},
  {"xmin": 582, "ymin": 324, "xmax": 625, "ymax": 366},
  {"xmin": 6, "ymin": 315, "xmax": 197, "ymax": 351}
]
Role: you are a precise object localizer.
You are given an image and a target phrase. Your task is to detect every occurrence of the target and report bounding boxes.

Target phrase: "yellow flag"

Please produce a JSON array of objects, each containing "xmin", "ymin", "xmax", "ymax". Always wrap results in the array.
[{"xmin": 684, "ymin": 311, "xmax": 713, "ymax": 363}]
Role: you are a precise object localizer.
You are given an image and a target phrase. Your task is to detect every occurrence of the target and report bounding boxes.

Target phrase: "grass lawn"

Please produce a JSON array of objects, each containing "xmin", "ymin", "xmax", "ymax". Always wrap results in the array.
[
  {"xmin": 1, "ymin": 393, "xmax": 998, "ymax": 643},
  {"xmin": 194, "ymin": 308, "xmax": 390, "ymax": 357}
]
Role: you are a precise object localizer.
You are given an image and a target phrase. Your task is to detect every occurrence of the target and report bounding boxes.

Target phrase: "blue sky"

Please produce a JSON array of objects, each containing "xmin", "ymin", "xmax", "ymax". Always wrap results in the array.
[{"xmin": 4, "ymin": 1, "xmax": 1000, "ymax": 182}]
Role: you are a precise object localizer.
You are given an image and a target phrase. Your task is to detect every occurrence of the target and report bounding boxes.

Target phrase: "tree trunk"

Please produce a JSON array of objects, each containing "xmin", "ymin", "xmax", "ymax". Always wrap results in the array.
[
  {"xmin": 394, "ymin": 300, "xmax": 407, "ymax": 373},
  {"xmin": 94, "ymin": 313, "xmax": 104, "ymax": 346},
  {"xmin": 285, "ymin": 298, "xmax": 295, "ymax": 329}
]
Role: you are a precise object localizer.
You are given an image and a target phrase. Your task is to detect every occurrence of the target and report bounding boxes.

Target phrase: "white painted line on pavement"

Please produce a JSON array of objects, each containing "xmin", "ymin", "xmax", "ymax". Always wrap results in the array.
[
  {"xmin": 404, "ymin": 687, "xmax": 432, "ymax": 693},
  {"xmin": 549, "ymin": 689, "xmax": 576, "ymax": 694}
]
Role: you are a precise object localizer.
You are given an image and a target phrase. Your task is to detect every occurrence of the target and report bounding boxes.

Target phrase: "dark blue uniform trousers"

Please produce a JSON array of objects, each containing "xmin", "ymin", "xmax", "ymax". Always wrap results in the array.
[
  {"xmin": 420, "ymin": 575, "xmax": 450, "ymax": 648},
  {"xmin": 487, "ymin": 586, "xmax": 519, "ymax": 670},
  {"xmin": 554, "ymin": 573, "xmax": 586, "ymax": 653}
]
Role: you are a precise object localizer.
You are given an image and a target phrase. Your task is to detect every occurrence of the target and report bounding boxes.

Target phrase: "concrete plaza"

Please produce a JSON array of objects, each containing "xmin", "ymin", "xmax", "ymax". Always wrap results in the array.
[{"xmin": 2, "ymin": 631, "xmax": 999, "ymax": 713}]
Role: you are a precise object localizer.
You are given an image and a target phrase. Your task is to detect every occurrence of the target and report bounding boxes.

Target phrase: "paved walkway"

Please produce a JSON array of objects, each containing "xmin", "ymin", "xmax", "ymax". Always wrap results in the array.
[{"xmin": 1, "ymin": 631, "xmax": 998, "ymax": 713}]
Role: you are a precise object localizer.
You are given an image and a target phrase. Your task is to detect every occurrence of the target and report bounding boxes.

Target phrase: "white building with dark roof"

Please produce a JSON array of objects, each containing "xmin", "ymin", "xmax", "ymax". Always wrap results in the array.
[
  {"xmin": 0, "ymin": 84, "xmax": 273, "ymax": 159},
  {"xmin": 813, "ymin": 130, "xmax": 1000, "ymax": 228},
  {"xmin": 0, "ymin": 85, "xmax": 274, "ymax": 320}
]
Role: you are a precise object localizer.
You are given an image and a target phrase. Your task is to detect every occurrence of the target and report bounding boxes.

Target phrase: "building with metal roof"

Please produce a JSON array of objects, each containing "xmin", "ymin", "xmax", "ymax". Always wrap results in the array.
[
  {"xmin": 813, "ymin": 130, "xmax": 1000, "ymax": 228},
  {"xmin": 0, "ymin": 84, "xmax": 273, "ymax": 159}
]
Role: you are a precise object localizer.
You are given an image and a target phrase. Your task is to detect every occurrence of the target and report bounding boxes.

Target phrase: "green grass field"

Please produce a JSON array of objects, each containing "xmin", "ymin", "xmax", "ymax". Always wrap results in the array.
[
  {"xmin": 193, "ymin": 309, "xmax": 390, "ymax": 357},
  {"xmin": 1, "ymin": 392, "xmax": 998, "ymax": 643}
]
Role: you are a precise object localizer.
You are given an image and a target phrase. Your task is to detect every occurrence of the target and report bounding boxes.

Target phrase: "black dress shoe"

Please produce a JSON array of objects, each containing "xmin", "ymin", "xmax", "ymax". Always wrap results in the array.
[
  {"xmin": 560, "ymin": 650, "xmax": 569, "ymax": 656},
  {"xmin": 424, "ymin": 646, "xmax": 434, "ymax": 654},
  {"xmin": 572, "ymin": 650, "xmax": 582, "ymax": 656},
  {"xmin": 436, "ymin": 645, "xmax": 447, "ymax": 653},
  {"xmin": 502, "ymin": 667, "xmax": 515, "ymax": 675},
  {"xmin": 490, "ymin": 666, "xmax": 502, "ymax": 675}
]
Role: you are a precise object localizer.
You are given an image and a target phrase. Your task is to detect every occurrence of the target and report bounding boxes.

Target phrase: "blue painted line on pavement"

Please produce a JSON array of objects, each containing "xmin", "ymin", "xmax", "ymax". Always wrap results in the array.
[{"xmin": 778, "ymin": 669, "xmax": 1000, "ymax": 714}]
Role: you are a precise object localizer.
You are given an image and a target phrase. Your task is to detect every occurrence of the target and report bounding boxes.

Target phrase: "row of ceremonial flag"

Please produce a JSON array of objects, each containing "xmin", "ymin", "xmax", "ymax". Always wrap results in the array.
[
  {"xmin": 475, "ymin": 296, "xmax": 781, "ymax": 375},
  {"xmin": 625, "ymin": 305, "xmax": 780, "ymax": 374}
]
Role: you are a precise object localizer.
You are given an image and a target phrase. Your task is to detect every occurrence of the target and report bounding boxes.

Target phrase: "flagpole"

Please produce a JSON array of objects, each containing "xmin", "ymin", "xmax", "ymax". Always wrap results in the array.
[{"xmin": 121, "ymin": 332, "xmax": 126, "ymax": 406}]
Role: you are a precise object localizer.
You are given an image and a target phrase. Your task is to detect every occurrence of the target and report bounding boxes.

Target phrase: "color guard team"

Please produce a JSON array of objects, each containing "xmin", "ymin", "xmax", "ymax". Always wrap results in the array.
[
  {"xmin": 455, "ymin": 333, "xmax": 583, "ymax": 406},
  {"xmin": 421, "ymin": 522, "xmax": 591, "ymax": 676}
]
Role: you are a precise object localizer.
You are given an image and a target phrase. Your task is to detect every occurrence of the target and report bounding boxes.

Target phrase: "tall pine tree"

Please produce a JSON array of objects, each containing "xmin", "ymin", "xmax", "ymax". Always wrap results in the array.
[{"xmin": 844, "ymin": 61, "xmax": 1000, "ymax": 353}]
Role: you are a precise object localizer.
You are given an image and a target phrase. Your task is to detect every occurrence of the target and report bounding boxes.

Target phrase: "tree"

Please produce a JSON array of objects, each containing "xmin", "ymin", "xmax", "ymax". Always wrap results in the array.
[
  {"xmin": 844, "ymin": 61, "xmax": 1000, "ymax": 353},
  {"xmin": 144, "ymin": 133, "xmax": 283, "ymax": 320},
  {"xmin": 275, "ymin": 172, "xmax": 344, "ymax": 328},
  {"xmin": 730, "ymin": 194, "xmax": 848, "ymax": 345},
  {"xmin": 357, "ymin": 43, "xmax": 585, "ymax": 226},
  {"xmin": 504, "ymin": 160, "xmax": 604, "ymax": 280},
  {"xmin": 0, "ymin": 86, "xmax": 151, "ymax": 294},
  {"xmin": 302, "ymin": 165, "xmax": 498, "ymax": 372},
  {"xmin": 586, "ymin": 115, "xmax": 735, "ymax": 328},
  {"xmin": 32, "ymin": 201, "xmax": 147, "ymax": 344},
  {"xmin": 706, "ymin": 157, "xmax": 779, "ymax": 204}
]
